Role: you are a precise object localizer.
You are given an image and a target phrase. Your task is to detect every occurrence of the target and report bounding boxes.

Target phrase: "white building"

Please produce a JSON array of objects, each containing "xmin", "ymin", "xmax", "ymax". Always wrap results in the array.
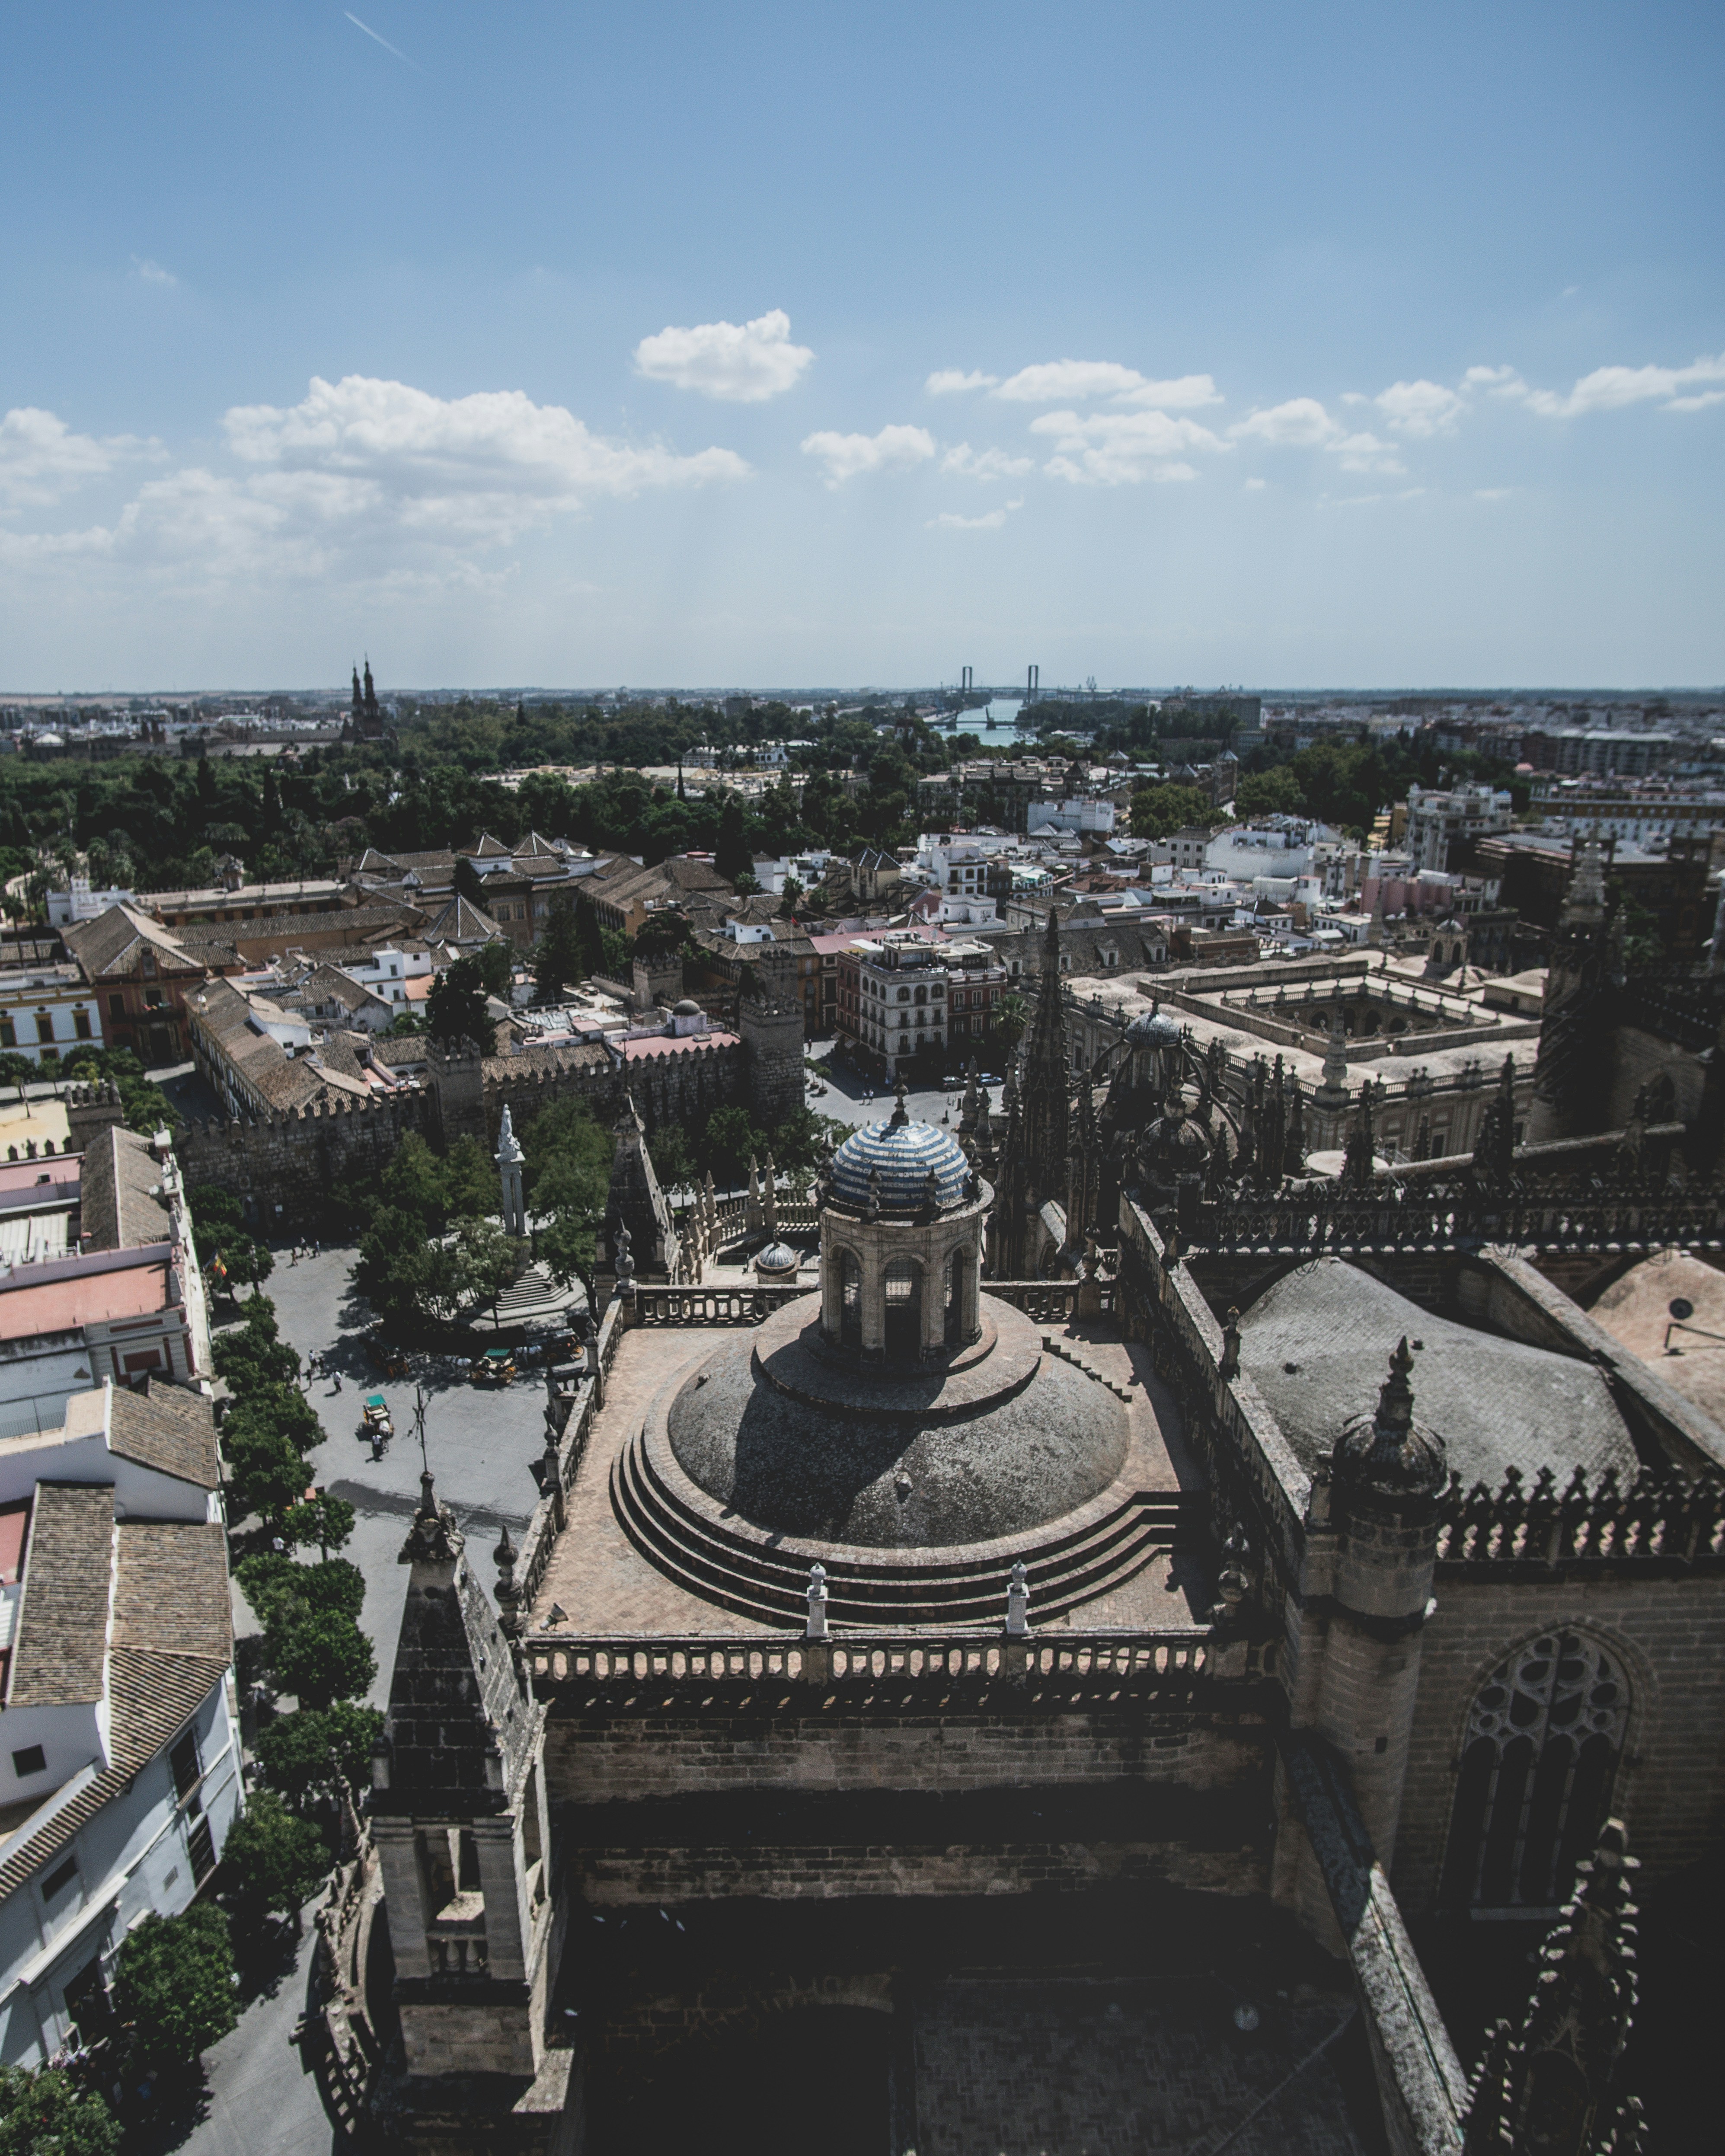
[
  {"xmin": 1025, "ymin": 799, "xmax": 1117, "ymax": 837},
  {"xmin": 0, "ymin": 959, "xmax": 104, "ymax": 1067},
  {"xmin": 1404, "ymin": 783, "xmax": 1513, "ymax": 872},
  {"xmin": 46, "ymin": 880, "xmax": 135, "ymax": 929},
  {"xmin": 1202, "ymin": 818, "xmax": 1338, "ymax": 883},
  {"xmin": 0, "ymin": 1379, "xmax": 237, "ymax": 2068}
]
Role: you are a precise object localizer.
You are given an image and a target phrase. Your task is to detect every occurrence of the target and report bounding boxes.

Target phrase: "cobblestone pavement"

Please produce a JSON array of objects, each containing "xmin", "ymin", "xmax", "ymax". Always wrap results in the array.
[
  {"xmin": 231, "ymin": 1244, "xmax": 552, "ymax": 1699},
  {"xmin": 914, "ymin": 1979, "xmax": 1368, "ymax": 2156}
]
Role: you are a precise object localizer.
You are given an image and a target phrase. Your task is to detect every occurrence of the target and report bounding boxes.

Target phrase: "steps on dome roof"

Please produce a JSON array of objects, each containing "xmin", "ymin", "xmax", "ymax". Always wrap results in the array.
[{"xmin": 610, "ymin": 1419, "xmax": 1200, "ymax": 1629}]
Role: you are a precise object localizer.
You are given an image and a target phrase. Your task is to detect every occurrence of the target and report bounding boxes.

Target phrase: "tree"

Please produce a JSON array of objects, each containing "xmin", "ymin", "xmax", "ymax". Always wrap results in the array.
[
  {"xmin": 209, "ymin": 1231, "xmax": 273, "ymax": 1301},
  {"xmin": 380, "ymin": 1131, "xmax": 452, "ymax": 1231},
  {"xmin": 454, "ymin": 1214, "xmax": 520, "ymax": 1319},
  {"xmin": 452, "ymin": 854, "xmax": 486, "ymax": 907},
  {"xmin": 634, "ymin": 907, "xmax": 691, "ymax": 961},
  {"xmin": 1128, "ymin": 784, "xmax": 1224, "ymax": 839},
  {"xmin": 476, "ymin": 937, "xmax": 515, "ymax": 999},
  {"xmin": 268, "ymin": 1607, "xmax": 377, "ymax": 1710},
  {"xmin": 647, "ymin": 1121, "xmax": 695, "ymax": 1189},
  {"xmin": 426, "ymin": 955, "xmax": 494, "ymax": 1053},
  {"xmin": 220, "ymin": 1789, "xmax": 330, "ymax": 1917},
  {"xmin": 1233, "ymin": 765, "xmax": 1307, "ymax": 819},
  {"xmin": 114, "ymin": 1907, "xmax": 238, "ymax": 2066},
  {"xmin": 221, "ymin": 1410, "xmax": 311, "ymax": 1526},
  {"xmin": 699, "ymin": 1104, "xmax": 767, "ymax": 1178},
  {"xmin": 779, "ymin": 875, "xmax": 805, "ymax": 920},
  {"xmin": 533, "ymin": 894, "xmax": 584, "ymax": 1004},
  {"xmin": 280, "ymin": 1494, "xmax": 357, "ymax": 1563},
  {"xmin": 714, "ymin": 795, "xmax": 751, "ymax": 883},
  {"xmin": 253, "ymin": 1702, "xmax": 383, "ymax": 1814},
  {"xmin": 528, "ymin": 1096, "xmax": 611, "ymax": 1300},
  {"xmin": 994, "ymin": 992, "xmax": 1029, "ymax": 1051},
  {"xmin": 213, "ymin": 1295, "xmax": 301, "ymax": 1394},
  {"xmin": 0, "ymin": 2065, "xmax": 120, "ymax": 2156},
  {"xmin": 445, "ymin": 1133, "xmax": 498, "ymax": 1219}
]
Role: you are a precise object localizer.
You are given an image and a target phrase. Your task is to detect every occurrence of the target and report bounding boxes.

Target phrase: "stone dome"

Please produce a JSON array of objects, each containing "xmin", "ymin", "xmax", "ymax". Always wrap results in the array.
[
  {"xmin": 830, "ymin": 1118, "xmax": 969, "ymax": 1210},
  {"xmin": 1127, "ymin": 1008, "xmax": 1183, "ymax": 1050},
  {"xmin": 673, "ymin": 997, "xmax": 701, "ymax": 1016},
  {"xmin": 754, "ymin": 1240, "xmax": 799, "ymax": 1276}
]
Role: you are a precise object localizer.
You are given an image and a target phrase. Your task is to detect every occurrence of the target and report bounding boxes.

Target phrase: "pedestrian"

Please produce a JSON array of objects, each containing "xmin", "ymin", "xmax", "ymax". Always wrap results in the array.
[
  {"xmin": 332, "ymin": 1371, "xmax": 342, "ymax": 1394},
  {"xmin": 313, "ymin": 1238, "xmax": 321, "ymax": 1259}
]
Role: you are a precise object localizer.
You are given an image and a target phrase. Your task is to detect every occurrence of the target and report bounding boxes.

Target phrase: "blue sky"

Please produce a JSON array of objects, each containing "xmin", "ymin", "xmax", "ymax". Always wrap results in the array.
[{"xmin": 1, "ymin": 1, "xmax": 1721, "ymax": 690}]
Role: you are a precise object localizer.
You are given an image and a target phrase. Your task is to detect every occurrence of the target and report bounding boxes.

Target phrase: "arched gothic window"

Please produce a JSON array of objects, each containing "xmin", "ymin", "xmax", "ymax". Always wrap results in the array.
[{"xmin": 1442, "ymin": 1632, "xmax": 1627, "ymax": 1913}]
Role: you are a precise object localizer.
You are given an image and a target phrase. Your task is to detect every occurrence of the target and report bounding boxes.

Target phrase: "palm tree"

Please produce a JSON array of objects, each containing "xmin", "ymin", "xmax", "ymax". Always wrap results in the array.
[{"xmin": 994, "ymin": 992, "xmax": 1029, "ymax": 1051}]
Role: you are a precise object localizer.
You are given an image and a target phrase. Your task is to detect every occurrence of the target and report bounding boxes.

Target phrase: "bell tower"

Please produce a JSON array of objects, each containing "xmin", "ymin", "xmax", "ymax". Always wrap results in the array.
[{"xmin": 369, "ymin": 1474, "xmax": 569, "ymax": 2131}]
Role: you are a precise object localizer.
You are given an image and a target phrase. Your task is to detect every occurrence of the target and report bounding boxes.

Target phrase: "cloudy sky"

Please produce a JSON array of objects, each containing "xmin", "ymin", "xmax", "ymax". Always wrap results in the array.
[{"xmin": 2, "ymin": 1, "xmax": 1721, "ymax": 691}]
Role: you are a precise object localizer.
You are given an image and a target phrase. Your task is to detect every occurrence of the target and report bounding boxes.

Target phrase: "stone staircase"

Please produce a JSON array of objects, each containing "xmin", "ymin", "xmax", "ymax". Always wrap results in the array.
[
  {"xmin": 1041, "ymin": 1334, "xmax": 1137, "ymax": 1401},
  {"xmin": 610, "ymin": 1417, "xmax": 1201, "ymax": 1630}
]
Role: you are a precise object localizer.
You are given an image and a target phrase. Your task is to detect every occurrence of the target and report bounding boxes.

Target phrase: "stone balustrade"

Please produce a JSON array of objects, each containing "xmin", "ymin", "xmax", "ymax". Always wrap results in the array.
[{"xmin": 527, "ymin": 1626, "xmax": 1215, "ymax": 1691}]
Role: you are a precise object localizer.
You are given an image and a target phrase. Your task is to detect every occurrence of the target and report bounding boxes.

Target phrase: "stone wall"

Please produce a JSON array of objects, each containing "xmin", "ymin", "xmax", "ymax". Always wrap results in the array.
[
  {"xmin": 175, "ymin": 1090, "xmax": 443, "ymax": 1224},
  {"xmin": 1393, "ymin": 1570, "xmax": 1725, "ymax": 1916}
]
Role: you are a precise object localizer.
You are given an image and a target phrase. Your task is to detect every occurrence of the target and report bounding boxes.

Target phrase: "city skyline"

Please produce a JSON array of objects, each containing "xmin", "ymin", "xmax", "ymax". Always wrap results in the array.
[{"xmin": 1, "ymin": 2, "xmax": 1721, "ymax": 688}]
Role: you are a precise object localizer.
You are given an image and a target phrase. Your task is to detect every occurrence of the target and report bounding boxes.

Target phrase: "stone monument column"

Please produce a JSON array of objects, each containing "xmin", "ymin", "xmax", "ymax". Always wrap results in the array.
[{"xmin": 495, "ymin": 1101, "xmax": 526, "ymax": 1236}]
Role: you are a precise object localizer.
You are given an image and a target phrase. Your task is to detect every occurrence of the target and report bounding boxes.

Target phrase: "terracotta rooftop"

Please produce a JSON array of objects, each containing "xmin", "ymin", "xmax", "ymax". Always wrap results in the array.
[
  {"xmin": 78, "ymin": 1125, "xmax": 171, "ymax": 1253},
  {"xmin": 8, "ymin": 1482, "xmax": 114, "ymax": 1707},
  {"xmin": 108, "ymin": 1383, "xmax": 220, "ymax": 1491}
]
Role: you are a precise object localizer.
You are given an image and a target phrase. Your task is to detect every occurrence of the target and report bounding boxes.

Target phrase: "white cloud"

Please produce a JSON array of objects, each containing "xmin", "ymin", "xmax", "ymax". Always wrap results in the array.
[
  {"xmin": 1113, "ymin": 374, "xmax": 1223, "ymax": 410},
  {"xmin": 1031, "ymin": 407, "xmax": 1225, "ymax": 486},
  {"xmin": 1229, "ymin": 398, "xmax": 1338, "ymax": 447},
  {"xmin": 1475, "ymin": 488, "xmax": 1512, "ymax": 500},
  {"xmin": 1463, "ymin": 364, "xmax": 1527, "ymax": 398},
  {"xmin": 220, "ymin": 375, "xmax": 748, "ymax": 544},
  {"xmin": 1374, "ymin": 378, "xmax": 1464, "ymax": 437},
  {"xmin": 1244, "ymin": 476, "xmax": 1267, "ymax": 491},
  {"xmin": 1519, "ymin": 353, "xmax": 1725, "ymax": 418},
  {"xmin": 925, "ymin": 369, "xmax": 998, "ymax": 395},
  {"xmin": 928, "ymin": 498, "xmax": 1022, "ymax": 530},
  {"xmin": 632, "ymin": 309, "xmax": 813, "ymax": 402},
  {"xmin": 130, "ymin": 256, "xmax": 177, "ymax": 287},
  {"xmin": 1, "ymin": 376, "xmax": 748, "ymax": 591},
  {"xmin": 994, "ymin": 359, "xmax": 1146, "ymax": 403},
  {"xmin": 941, "ymin": 443, "xmax": 1033, "ymax": 479},
  {"xmin": 990, "ymin": 360, "xmax": 1223, "ymax": 409},
  {"xmin": 800, "ymin": 424, "xmax": 935, "ymax": 486},
  {"xmin": 1330, "ymin": 431, "xmax": 1406, "ymax": 475},
  {"xmin": 0, "ymin": 406, "xmax": 162, "ymax": 510}
]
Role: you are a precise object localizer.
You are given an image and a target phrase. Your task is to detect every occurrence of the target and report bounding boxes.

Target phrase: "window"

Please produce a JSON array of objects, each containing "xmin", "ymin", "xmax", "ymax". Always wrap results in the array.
[
  {"xmin": 36, "ymin": 1013, "xmax": 55, "ymax": 1044},
  {"xmin": 43, "ymin": 1855, "xmax": 78, "ymax": 1901},
  {"xmin": 169, "ymin": 1729, "xmax": 201, "ymax": 1802},
  {"xmin": 11, "ymin": 1744, "xmax": 46, "ymax": 1778},
  {"xmin": 188, "ymin": 1816, "xmax": 216, "ymax": 1881},
  {"xmin": 73, "ymin": 1008, "xmax": 91, "ymax": 1039},
  {"xmin": 109, "ymin": 993, "xmax": 125, "ymax": 1021},
  {"xmin": 1443, "ymin": 1632, "xmax": 1626, "ymax": 1912},
  {"xmin": 0, "ymin": 1019, "xmax": 11, "ymax": 1049}
]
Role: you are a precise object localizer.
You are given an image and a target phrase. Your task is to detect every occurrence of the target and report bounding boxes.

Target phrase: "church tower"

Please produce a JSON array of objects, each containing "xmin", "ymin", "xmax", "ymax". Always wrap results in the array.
[{"xmin": 368, "ymin": 1476, "xmax": 565, "ymax": 2119}]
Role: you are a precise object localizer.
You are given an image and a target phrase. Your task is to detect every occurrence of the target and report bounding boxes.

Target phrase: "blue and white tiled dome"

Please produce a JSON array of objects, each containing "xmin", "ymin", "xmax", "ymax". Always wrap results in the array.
[
  {"xmin": 1126, "ymin": 1008, "xmax": 1183, "ymax": 1050},
  {"xmin": 830, "ymin": 1117, "xmax": 970, "ymax": 1209}
]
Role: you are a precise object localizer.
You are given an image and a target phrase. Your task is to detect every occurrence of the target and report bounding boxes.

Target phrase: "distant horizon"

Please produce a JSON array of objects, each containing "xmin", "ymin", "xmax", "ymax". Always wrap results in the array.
[{"xmin": 3, "ymin": 682, "xmax": 1722, "ymax": 706}]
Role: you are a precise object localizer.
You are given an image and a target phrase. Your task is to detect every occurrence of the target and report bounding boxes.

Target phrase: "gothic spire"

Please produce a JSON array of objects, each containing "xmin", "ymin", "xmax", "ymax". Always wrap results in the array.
[{"xmin": 1019, "ymin": 906, "xmax": 1070, "ymax": 1203}]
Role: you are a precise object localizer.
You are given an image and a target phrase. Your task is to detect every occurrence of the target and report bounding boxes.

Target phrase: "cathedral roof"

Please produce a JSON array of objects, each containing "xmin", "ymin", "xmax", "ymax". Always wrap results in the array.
[
  {"xmin": 830, "ymin": 1117, "xmax": 968, "ymax": 1209},
  {"xmin": 1236, "ymin": 1258, "xmax": 1636, "ymax": 1490}
]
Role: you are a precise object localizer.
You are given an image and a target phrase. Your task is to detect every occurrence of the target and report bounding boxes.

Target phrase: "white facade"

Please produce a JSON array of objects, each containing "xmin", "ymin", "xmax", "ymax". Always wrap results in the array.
[
  {"xmin": 0, "ymin": 1385, "xmax": 237, "ymax": 2070},
  {"xmin": 1203, "ymin": 819, "xmax": 1338, "ymax": 882},
  {"xmin": 341, "ymin": 944, "xmax": 432, "ymax": 1006},
  {"xmin": 1404, "ymin": 784, "xmax": 1513, "ymax": 871},
  {"xmin": 46, "ymin": 880, "xmax": 135, "ymax": 928},
  {"xmin": 0, "ymin": 965, "xmax": 104, "ymax": 1066},
  {"xmin": 1026, "ymin": 799, "xmax": 1117, "ymax": 837}
]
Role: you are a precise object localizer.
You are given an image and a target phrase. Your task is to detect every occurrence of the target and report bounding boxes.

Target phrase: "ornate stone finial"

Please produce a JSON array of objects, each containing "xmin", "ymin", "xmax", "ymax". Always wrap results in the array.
[
  {"xmin": 805, "ymin": 1562, "xmax": 829, "ymax": 1640},
  {"xmin": 865, "ymin": 1166, "xmax": 883, "ymax": 1220},
  {"xmin": 613, "ymin": 1220, "xmax": 635, "ymax": 1284},
  {"xmin": 1333, "ymin": 1338, "xmax": 1447, "ymax": 1499},
  {"xmin": 495, "ymin": 1101, "xmax": 524, "ymax": 1164},
  {"xmin": 921, "ymin": 1165, "xmax": 941, "ymax": 1213},
  {"xmin": 1005, "ymin": 1559, "xmax": 1031, "ymax": 1637},
  {"xmin": 891, "ymin": 1073, "xmax": 910, "ymax": 1126},
  {"xmin": 400, "ymin": 1469, "xmax": 463, "ymax": 1564}
]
